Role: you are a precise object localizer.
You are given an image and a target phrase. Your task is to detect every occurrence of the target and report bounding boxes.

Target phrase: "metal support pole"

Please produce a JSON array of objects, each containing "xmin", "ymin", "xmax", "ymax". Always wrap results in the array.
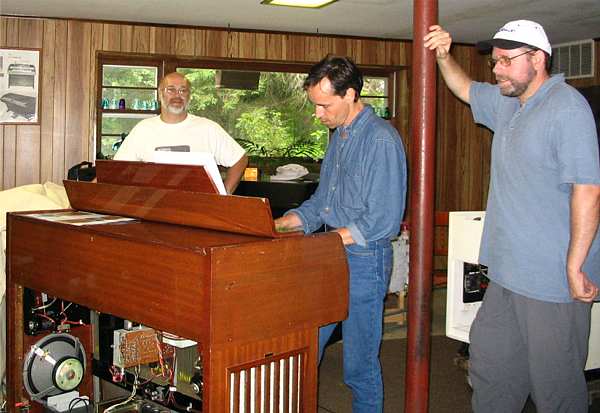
[{"xmin": 404, "ymin": 0, "xmax": 438, "ymax": 412}]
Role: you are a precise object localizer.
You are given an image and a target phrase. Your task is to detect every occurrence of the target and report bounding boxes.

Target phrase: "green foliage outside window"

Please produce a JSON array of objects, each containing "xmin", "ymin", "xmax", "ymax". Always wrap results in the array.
[
  {"xmin": 103, "ymin": 65, "xmax": 158, "ymax": 88},
  {"xmin": 178, "ymin": 68, "xmax": 329, "ymax": 160},
  {"xmin": 362, "ymin": 77, "xmax": 389, "ymax": 117},
  {"xmin": 98, "ymin": 64, "xmax": 388, "ymax": 161}
]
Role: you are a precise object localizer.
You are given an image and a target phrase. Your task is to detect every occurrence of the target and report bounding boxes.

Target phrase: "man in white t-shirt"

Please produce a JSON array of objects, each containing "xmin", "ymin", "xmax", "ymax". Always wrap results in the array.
[{"xmin": 114, "ymin": 72, "xmax": 248, "ymax": 194}]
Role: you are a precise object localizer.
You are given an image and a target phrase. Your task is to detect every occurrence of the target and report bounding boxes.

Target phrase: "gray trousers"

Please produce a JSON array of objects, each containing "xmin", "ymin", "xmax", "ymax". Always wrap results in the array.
[{"xmin": 469, "ymin": 282, "xmax": 591, "ymax": 413}]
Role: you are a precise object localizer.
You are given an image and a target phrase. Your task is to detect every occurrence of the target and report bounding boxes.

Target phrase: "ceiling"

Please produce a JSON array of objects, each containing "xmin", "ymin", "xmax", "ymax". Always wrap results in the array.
[{"xmin": 3, "ymin": 0, "xmax": 600, "ymax": 46}]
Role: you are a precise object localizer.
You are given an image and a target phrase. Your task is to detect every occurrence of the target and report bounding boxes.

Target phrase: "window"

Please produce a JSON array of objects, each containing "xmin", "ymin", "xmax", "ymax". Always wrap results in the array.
[
  {"xmin": 96, "ymin": 59, "xmax": 161, "ymax": 158},
  {"xmin": 362, "ymin": 76, "xmax": 390, "ymax": 118},
  {"xmin": 176, "ymin": 67, "xmax": 329, "ymax": 159},
  {"xmin": 96, "ymin": 55, "xmax": 397, "ymax": 161}
]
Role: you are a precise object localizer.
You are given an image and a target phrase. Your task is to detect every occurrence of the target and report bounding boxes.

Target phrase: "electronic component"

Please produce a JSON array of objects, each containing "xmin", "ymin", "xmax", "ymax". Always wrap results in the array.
[
  {"xmin": 24, "ymin": 288, "xmax": 90, "ymax": 336},
  {"xmin": 96, "ymin": 399, "xmax": 170, "ymax": 413},
  {"xmin": 22, "ymin": 333, "xmax": 86, "ymax": 401},
  {"xmin": 463, "ymin": 262, "xmax": 489, "ymax": 303},
  {"xmin": 113, "ymin": 327, "xmax": 175, "ymax": 368},
  {"xmin": 190, "ymin": 372, "xmax": 203, "ymax": 396}
]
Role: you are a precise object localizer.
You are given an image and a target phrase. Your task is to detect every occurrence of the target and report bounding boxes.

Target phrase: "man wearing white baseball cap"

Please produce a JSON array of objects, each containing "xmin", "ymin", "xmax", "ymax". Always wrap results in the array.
[
  {"xmin": 477, "ymin": 19, "xmax": 552, "ymax": 55},
  {"xmin": 425, "ymin": 20, "xmax": 600, "ymax": 412}
]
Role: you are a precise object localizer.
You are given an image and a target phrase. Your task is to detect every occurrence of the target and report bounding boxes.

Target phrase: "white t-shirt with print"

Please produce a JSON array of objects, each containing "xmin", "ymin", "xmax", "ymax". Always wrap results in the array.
[{"xmin": 113, "ymin": 114, "xmax": 245, "ymax": 167}]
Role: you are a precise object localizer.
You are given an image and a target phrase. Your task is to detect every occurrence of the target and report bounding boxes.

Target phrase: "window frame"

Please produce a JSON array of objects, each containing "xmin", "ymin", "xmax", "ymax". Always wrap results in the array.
[
  {"xmin": 96, "ymin": 52, "xmax": 404, "ymax": 158},
  {"xmin": 96, "ymin": 55, "xmax": 164, "ymax": 157}
]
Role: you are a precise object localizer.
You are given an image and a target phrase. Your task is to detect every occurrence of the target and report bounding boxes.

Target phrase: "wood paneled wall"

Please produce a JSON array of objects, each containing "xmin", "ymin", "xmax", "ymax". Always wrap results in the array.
[
  {"xmin": 434, "ymin": 46, "xmax": 494, "ymax": 212},
  {"xmin": 0, "ymin": 16, "xmax": 410, "ymax": 191},
  {"xmin": 1, "ymin": 15, "xmax": 596, "ymax": 212}
]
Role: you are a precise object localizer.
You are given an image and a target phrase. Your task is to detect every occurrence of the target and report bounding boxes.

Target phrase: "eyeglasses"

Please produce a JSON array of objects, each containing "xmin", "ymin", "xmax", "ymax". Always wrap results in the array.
[
  {"xmin": 488, "ymin": 49, "xmax": 535, "ymax": 68},
  {"xmin": 163, "ymin": 86, "xmax": 190, "ymax": 96}
]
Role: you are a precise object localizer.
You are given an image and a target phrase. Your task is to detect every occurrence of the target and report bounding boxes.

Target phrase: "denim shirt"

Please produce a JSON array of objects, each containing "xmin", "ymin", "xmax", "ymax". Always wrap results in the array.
[{"xmin": 288, "ymin": 105, "xmax": 407, "ymax": 246}]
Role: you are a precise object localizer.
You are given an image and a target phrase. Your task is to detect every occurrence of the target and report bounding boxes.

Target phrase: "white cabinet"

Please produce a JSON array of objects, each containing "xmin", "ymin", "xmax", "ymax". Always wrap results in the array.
[
  {"xmin": 445, "ymin": 211, "xmax": 486, "ymax": 343},
  {"xmin": 445, "ymin": 211, "xmax": 600, "ymax": 370}
]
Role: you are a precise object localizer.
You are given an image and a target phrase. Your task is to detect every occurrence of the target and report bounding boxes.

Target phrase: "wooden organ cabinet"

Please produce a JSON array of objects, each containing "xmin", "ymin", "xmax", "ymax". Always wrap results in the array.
[{"xmin": 6, "ymin": 161, "xmax": 349, "ymax": 412}]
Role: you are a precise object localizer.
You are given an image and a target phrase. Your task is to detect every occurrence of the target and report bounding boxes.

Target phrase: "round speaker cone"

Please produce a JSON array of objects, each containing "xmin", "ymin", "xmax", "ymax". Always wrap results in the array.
[
  {"xmin": 53, "ymin": 356, "xmax": 84, "ymax": 391},
  {"xmin": 22, "ymin": 333, "xmax": 86, "ymax": 400}
]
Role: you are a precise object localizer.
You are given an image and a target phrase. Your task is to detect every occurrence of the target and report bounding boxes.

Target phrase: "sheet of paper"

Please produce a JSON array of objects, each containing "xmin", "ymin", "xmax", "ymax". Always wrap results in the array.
[
  {"xmin": 148, "ymin": 151, "xmax": 227, "ymax": 195},
  {"xmin": 27, "ymin": 210, "xmax": 136, "ymax": 226}
]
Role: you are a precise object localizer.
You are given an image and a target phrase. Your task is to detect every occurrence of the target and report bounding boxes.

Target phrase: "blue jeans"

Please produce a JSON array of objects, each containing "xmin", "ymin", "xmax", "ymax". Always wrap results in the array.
[{"xmin": 319, "ymin": 239, "xmax": 392, "ymax": 413}]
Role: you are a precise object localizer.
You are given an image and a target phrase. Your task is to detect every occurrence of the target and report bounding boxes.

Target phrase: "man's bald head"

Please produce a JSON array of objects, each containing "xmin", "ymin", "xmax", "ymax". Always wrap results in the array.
[{"xmin": 159, "ymin": 72, "xmax": 191, "ymax": 91}]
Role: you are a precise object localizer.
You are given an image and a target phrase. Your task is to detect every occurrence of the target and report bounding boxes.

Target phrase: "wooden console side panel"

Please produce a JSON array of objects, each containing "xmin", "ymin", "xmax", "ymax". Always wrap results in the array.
[
  {"xmin": 6, "ymin": 276, "xmax": 25, "ymax": 408},
  {"xmin": 7, "ymin": 215, "xmax": 211, "ymax": 340},
  {"xmin": 209, "ymin": 232, "xmax": 349, "ymax": 347}
]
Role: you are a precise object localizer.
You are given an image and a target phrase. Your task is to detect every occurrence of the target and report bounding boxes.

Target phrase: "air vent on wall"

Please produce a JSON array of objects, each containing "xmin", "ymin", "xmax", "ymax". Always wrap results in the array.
[{"xmin": 551, "ymin": 39, "xmax": 595, "ymax": 79}]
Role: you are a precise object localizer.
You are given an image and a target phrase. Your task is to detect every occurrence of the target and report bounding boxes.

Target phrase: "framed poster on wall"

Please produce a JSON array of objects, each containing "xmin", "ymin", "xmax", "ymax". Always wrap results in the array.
[{"xmin": 0, "ymin": 48, "xmax": 41, "ymax": 124}]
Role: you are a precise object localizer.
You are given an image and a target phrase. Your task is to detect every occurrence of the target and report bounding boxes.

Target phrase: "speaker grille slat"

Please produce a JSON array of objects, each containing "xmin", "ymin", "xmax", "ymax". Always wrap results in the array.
[{"xmin": 229, "ymin": 349, "xmax": 306, "ymax": 413}]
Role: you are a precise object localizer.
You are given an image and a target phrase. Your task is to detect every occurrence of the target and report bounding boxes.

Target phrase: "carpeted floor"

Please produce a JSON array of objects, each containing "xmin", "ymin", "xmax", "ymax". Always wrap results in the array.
[
  {"xmin": 317, "ymin": 336, "xmax": 472, "ymax": 413},
  {"xmin": 317, "ymin": 335, "xmax": 600, "ymax": 413}
]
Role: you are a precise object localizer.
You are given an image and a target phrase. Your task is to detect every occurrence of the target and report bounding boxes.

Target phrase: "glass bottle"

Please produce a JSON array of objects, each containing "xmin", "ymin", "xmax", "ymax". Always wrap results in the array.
[{"xmin": 384, "ymin": 107, "xmax": 391, "ymax": 119}]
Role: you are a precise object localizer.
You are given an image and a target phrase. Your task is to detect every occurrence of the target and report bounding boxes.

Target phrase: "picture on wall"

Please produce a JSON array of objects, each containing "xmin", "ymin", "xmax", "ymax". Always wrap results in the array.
[{"xmin": 0, "ymin": 48, "xmax": 40, "ymax": 124}]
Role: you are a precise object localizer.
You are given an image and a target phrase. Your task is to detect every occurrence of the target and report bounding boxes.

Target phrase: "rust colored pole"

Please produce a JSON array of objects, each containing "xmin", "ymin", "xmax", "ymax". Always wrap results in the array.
[{"xmin": 404, "ymin": 0, "xmax": 438, "ymax": 412}]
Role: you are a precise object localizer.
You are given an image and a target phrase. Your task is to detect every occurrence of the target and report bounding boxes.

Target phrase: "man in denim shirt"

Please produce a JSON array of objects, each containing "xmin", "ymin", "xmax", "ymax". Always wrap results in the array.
[
  {"xmin": 425, "ymin": 20, "xmax": 600, "ymax": 412},
  {"xmin": 275, "ymin": 55, "xmax": 407, "ymax": 412}
]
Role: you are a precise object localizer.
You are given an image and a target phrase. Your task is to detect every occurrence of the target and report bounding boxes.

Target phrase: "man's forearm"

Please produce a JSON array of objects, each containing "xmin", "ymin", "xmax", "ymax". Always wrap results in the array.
[
  {"xmin": 567, "ymin": 184, "xmax": 600, "ymax": 272},
  {"xmin": 437, "ymin": 54, "xmax": 473, "ymax": 104},
  {"xmin": 223, "ymin": 154, "xmax": 248, "ymax": 194},
  {"xmin": 423, "ymin": 25, "xmax": 473, "ymax": 104}
]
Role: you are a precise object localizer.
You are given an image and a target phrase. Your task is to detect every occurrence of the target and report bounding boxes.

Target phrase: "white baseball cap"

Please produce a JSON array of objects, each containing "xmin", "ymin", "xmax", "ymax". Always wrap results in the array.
[{"xmin": 477, "ymin": 20, "xmax": 552, "ymax": 56}]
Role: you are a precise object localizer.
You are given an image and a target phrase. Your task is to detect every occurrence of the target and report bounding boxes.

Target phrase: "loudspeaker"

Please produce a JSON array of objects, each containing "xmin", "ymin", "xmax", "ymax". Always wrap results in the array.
[{"xmin": 22, "ymin": 333, "xmax": 86, "ymax": 400}]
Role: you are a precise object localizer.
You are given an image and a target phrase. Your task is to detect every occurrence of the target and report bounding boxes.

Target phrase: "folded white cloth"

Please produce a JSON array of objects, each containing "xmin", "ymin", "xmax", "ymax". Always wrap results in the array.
[
  {"xmin": 0, "ymin": 182, "xmax": 70, "ymax": 388},
  {"xmin": 389, "ymin": 233, "xmax": 409, "ymax": 293},
  {"xmin": 270, "ymin": 164, "xmax": 309, "ymax": 181}
]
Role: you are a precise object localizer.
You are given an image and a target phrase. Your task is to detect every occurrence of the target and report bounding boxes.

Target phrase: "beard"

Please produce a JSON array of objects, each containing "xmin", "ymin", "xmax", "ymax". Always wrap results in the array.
[
  {"xmin": 496, "ymin": 65, "xmax": 536, "ymax": 98},
  {"xmin": 160, "ymin": 97, "xmax": 189, "ymax": 115},
  {"xmin": 165, "ymin": 103, "xmax": 187, "ymax": 115}
]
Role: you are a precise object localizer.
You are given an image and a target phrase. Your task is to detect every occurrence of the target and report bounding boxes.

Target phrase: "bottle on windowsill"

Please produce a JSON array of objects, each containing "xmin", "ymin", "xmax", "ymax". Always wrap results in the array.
[{"xmin": 383, "ymin": 107, "xmax": 391, "ymax": 120}]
